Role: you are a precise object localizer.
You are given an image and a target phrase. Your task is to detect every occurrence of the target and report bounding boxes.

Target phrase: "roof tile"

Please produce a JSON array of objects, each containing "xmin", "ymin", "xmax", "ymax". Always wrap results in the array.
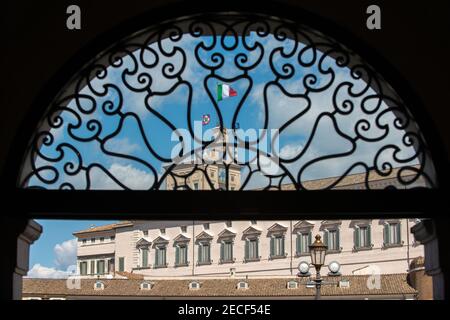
[{"xmin": 23, "ymin": 274, "xmax": 416, "ymax": 298}]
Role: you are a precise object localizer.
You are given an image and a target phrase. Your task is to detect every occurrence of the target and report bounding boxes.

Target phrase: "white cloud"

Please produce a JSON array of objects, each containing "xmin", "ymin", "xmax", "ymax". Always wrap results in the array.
[
  {"xmin": 104, "ymin": 137, "xmax": 141, "ymax": 154},
  {"xmin": 89, "ymin": 163, "xmax": 155, "ymax": 190},
  {"xmin": 279, "ymin": 143, "xmax": 303, "ymax": 160},
  {"xmin": 27, "ymin": 239, "xmax": 77, "ymax": 279},
  {"xmin": 27, "ymin": 264, "xmax": 75, "ymax": 279},
  {"xmin": 241, "ymin": 167, "xmax": 271, "ymax": 190},
  {"xmin": 54, "ymin": 239, "xmax": 77, "ymax": 270},
  {"xmin": 50, "ymin": 127, "xmax": 64, "ymax": 142}
]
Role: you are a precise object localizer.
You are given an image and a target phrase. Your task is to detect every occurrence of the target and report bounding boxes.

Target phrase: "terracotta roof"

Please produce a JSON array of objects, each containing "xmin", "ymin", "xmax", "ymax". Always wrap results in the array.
[
  {"xmin": 278, "ymin": 166, "xmax": 423, "ymax": 190},
  {"xmin": 23, "ymin": 274, "xmax": 416, "ymax": 298},
  {"xmin": 73, "ymin": 221, "xmax": 133, "ymax": 236},
  {"xmin": 115, "ymin": 272, "xmax": 144, "ymax": 280}
]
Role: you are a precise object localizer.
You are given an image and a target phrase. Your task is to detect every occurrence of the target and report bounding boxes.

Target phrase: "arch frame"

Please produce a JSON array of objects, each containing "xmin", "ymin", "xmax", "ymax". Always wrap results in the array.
[{"xmin": 1, "ymin": 1, "xmax": 448, "ymax": 220}]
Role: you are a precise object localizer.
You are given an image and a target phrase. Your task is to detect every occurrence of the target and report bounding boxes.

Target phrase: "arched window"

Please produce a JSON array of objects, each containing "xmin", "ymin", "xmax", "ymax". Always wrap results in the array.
[
  {"xmin": 140, "ymin": 281, "xmax": 153, "ymax": 290},
  {"xmin": 17, "ymin": 13, "xmax": 437, "ymax": 193},
  {"xmin": 94, "ymin": 281, "xmax": 104, "ymax": 290},
  {"xmin": 188, "ymin": 281, "xmax": 201, "ymax": 290},
  {"xmin": 237, "ymin": 281, "xmax": 249, "ymax": 289}
]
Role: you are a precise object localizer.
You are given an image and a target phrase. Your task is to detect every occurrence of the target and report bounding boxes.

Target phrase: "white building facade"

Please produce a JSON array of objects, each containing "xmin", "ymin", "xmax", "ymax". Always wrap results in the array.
[{"xmin": 74, "ymin": 218, "xmax": 424, "ymax": 278}]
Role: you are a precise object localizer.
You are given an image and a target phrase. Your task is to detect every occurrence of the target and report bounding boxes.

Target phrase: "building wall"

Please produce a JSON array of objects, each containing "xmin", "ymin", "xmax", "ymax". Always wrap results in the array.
[
  {"xmin": 115, "ymin": 225, "xmax": 138, "ymax": 273},
  {"xmin": 76, "ymin": 230, "xmax": 116, "ymax": 275},
  {"xmin": 75, "ymin": 219, "xmax": 424, "ymax": 278},
  {"xmin": 165, "ymin": 127, "xmax": 241, "ymax": 191},
  {"xmin": 77, "ymin": 240, "xmax": 115, "ymax": 257},
  {"xmin": 165, "ymin": 164, "xmax": 241, "ymax": 191},
  {"xmin": 408, "ymin": 269, "xmax": 434, "ymax": 300}
]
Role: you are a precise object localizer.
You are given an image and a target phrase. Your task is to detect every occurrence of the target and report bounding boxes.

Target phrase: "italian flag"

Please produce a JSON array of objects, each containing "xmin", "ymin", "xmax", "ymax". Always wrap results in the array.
[{"xmin": 217, "ymin": 83, "xmax": 237, "ymax": 101}]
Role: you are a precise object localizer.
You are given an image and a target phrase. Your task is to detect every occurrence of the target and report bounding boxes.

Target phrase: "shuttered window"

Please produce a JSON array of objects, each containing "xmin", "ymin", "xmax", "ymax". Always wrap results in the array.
[
  {"xmin": 324, "ymin": 229, "xmax": 340, "ymax": 251},
  {"xmin": 360, "ymin": 226, "xmax": 368, "ymax": 247},
  {"xmin": 80, "ymin": 261, "xmax": 87, "ymax": 275},
  {"xmin": 90, "ymin": 260, "xmax": 95, "ymax": 274},
  {"xmin": 355, "ymin": 225, "xmax": 371, "ymax": 249},
  {"xmin": 118, "ymin": 257, "xmax": 125, "ymax": 272},
  {"xmin": 384, "ymin": 222, "xmax": 402, "ymax": 245},
  {"xmin": 245, "ymin": 238, "xmax": 259, "ymax": 260},
  {"xmin": 176, "ymin": 244, "xmax": 188, "ymax": 265},
  {"xmin": 296, "ymin": 232, "xmax": 311, "ymax": 255},
  {"xmin": 270, "ymin": 236, "xmax": 285, "ymax": 257},
  {"xmin": 155, "ymin": 246, "xmax": 167, "ymax": 267},
  {"xmin": 221, "ymin": 241, "xmax": 233, "ymax": 262},
  {"xmin": 198, "ymin": 242, "xmax": 211, "ymax": 264},
  {"xmin": 141, "ymin": 248, "xmax": 149, "ymax": 267},
  {"xmin": 97, "ymin": 260, "xmax": 105, "ymax": 274}
]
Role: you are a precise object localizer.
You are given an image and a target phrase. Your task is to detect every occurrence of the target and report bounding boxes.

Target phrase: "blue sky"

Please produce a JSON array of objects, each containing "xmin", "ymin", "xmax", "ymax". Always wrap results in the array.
[
  {"xmin": 26, "ymin": 32, "xmax": 420, "ymax": 277},
  {"xmin": 28, "ymin": 220, "xmax": 117, "ymax": 278}
]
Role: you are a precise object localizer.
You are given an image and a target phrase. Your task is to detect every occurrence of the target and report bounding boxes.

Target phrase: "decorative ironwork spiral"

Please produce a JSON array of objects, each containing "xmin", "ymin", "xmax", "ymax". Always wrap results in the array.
[{"xmin": 18, "ymin": 13, "xmax": 437, "ymax": 190}]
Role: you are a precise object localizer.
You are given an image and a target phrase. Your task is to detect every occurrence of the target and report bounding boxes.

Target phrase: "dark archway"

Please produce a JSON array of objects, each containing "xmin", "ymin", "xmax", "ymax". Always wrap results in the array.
[{"xmin": 1, "ymin": 1, "xmax": 448, "ymax": 301}]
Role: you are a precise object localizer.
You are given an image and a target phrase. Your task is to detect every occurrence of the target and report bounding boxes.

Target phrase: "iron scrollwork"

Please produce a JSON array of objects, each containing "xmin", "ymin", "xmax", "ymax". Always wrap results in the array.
[{"xmin": 19, "ymin": 13, "xmax": 437, "ymax": 190}]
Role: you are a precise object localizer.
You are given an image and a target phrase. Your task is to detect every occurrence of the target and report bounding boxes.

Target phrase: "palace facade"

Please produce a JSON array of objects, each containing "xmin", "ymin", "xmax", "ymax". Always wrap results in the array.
[{"xmin": 73, "ymin": 218, "xmax": 423, "ymax": 279}]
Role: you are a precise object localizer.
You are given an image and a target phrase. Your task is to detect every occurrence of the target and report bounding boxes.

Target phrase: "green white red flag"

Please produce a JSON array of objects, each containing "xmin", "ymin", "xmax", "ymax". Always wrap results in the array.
[{"xmin": 217, "ymin": 83, "xmax": 237, "ymax": 101}]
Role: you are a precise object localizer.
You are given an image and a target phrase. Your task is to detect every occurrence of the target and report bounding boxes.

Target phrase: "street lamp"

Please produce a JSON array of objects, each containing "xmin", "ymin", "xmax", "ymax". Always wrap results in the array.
[{"xmin": 309, "ymin": 234, "xmax": 327, "ymax": 300}]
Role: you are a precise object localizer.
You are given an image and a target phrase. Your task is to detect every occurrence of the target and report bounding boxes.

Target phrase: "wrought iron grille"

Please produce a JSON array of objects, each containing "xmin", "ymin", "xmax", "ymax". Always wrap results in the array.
[{"xmin": 18, "ymin": 13, "xmax": 437, "ymax": 191}]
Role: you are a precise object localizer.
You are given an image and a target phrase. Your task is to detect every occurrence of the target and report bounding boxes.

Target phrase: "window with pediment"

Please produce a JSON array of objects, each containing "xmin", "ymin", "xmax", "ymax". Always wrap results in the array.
[
  {"xmin": 196, "ymin": 231, "xmax": 213, "ymax": 265},
  {"xmin": 197, "ymin": 241, "xmax": 211, "ymax": 265},
  {"xmin": 218, "ymin": 227, "xmax": 236, "ymax": 264},
  {"xmin": 352, "ymin": 220, "xmax": 373, "ymax": 251},
  {"xmin": 243, "ymin": 226, "xmax": 262, "ymax": 262},
  {"xmin": 321, "ymin": 220, "xmax": 342, "ymax": 253},
  {"xmin": 381, "ymin": 219, "xmax": 404, "ymax": 249},
  {"xmin": 153, "ymin": 236, "xmax": 169, "ymax": 268},
  {"xmin": 174, "ymin": 233, "xmax": 190, "ymax": 267},
  {"xmin": 136, "ymin": 238, "xmax": 152, "ymax": 269},
  {"xmin": 293, "ymin": 221, "xmax": 314, "ymax": 257},
  {"xmin": 268, "ymin": 223, "xmax": 288, "ymax": 260}
]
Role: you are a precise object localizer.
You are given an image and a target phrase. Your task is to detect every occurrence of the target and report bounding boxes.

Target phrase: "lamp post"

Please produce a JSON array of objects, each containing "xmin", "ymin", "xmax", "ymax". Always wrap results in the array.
[{"xmin": 309, "ymin": 234, "xmax": 328, "ymax": 300}]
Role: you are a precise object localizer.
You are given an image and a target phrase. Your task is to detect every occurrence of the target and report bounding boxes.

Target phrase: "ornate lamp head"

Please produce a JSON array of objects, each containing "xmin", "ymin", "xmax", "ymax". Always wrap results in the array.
[{"xmin": 309, "ymin": 234, "xmax": 327, "ymax": 271}]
